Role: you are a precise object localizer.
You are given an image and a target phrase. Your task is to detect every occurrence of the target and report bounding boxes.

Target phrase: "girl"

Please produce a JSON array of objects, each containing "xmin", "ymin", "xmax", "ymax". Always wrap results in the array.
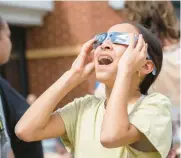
[{"xmin": 15, "ymin": 22, "xmax": 172, "ymax": 158}]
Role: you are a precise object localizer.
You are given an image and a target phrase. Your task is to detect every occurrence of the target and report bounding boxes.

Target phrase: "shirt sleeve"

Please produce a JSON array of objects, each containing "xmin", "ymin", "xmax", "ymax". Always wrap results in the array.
[
  {"xmin": 129, "ymin": 93, "xmax": 172, "ymax": 158},
  {"xmin": 56, "ymin": 95, "xmax": 92, "ymax": 152}
]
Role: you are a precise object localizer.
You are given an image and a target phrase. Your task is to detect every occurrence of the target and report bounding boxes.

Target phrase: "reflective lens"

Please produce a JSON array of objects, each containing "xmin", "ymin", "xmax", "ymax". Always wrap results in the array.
[{"xmin": 93, "ymin": 32, "xmax": 138, "ymax": 49}]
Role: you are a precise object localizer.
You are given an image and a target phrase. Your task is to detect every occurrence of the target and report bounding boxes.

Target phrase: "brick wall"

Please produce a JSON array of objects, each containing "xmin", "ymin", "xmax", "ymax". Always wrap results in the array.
[
  {"xmin": 27, "ymin": 1, "xmax": 123, "ymax": 49},
  {"xmin": 27, "ymin": 1, "xmax": 123, "ymax": 107}
]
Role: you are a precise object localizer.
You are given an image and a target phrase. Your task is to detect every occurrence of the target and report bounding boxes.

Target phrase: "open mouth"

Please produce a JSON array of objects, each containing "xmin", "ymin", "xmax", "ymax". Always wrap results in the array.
[{"xmin": 98, "ymin": 55, "xmax": 113, "ymax": 65}]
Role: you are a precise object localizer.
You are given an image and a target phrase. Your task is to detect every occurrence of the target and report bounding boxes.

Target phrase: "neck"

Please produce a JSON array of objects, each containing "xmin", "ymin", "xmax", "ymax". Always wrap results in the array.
[{"xmin": 105, "ymin": 82, "xmax": 142, "ymax": 107}]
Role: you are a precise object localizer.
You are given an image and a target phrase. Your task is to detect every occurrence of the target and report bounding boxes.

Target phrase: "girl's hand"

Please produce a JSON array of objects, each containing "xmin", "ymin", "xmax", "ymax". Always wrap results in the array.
[
  {"xmin": 118, "ymin": 34, "xmax": 148, "ymax": 75},
  {"xmin": 70, "ymin": 38, "xmax": 96, "ymax": 83}
]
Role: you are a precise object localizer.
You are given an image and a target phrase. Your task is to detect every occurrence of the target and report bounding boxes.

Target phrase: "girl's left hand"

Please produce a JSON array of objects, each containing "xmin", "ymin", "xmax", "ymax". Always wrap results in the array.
[{"xmin": 118, "ymin": 33, "xmax": 148, "ymax": 75}]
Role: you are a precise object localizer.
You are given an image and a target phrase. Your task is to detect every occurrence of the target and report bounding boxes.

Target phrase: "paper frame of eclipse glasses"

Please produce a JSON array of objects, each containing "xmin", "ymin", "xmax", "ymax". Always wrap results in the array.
[{"xmin": 93, "ymin": 32, "xmax": 156, "ymax": 76}]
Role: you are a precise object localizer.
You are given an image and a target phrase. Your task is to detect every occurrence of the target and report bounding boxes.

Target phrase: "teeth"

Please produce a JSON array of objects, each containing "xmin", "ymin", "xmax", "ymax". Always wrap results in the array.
[
  {"xmin": 98, "ymin": 56, "xmax": 113, "ymax": 62},
  {"xmin": 98, "ymin": 55, "xmax": 113, "ymax": 65}
]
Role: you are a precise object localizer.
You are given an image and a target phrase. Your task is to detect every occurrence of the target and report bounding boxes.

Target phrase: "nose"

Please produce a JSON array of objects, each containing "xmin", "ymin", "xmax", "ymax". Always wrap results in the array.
[{"xmin": 100, "ymin": 40, "xmax": 113, "ymax": 50}]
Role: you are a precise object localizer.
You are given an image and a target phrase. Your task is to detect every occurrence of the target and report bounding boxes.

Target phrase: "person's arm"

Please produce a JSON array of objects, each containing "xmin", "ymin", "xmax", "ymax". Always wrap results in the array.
[
  {"xmin": 15, "ymin": 38, "xmax": 95, "ymax": 142},
  {"xmin": 100, "ymin": 71, "xmax": 142, "ymax": 148},
  {"xmin": 100, "ymin": 34, "xmax": 147, "ymax": 148}
]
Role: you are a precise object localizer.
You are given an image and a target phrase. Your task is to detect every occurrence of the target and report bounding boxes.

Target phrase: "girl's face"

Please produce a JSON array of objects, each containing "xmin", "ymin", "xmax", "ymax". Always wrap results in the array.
[
  {"xmin": 0, "ymin": 21, "xmax": 12, "ymax": 64},
  {"xmin": 94, "ymin": 23, "xmax": 139, "ymax": 87}
]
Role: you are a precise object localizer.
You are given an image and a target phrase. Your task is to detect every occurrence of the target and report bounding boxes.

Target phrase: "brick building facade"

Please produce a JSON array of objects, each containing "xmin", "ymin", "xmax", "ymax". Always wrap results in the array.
[{"xmin": 26, "ymin": 1, "xmax": 123, "ymax": 107}]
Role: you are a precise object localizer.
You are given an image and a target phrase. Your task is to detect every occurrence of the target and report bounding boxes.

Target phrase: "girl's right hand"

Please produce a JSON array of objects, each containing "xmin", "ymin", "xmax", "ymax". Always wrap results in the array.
[{"xmin": 70, "ymin": 38, "xmax": 96, "ymax": 83}]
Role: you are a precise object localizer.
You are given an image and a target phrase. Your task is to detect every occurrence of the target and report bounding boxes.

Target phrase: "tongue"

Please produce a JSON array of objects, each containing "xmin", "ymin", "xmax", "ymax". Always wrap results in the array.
[{"xmin": 99, "ymin": 58, "xmax": 112, "ymax": 65}]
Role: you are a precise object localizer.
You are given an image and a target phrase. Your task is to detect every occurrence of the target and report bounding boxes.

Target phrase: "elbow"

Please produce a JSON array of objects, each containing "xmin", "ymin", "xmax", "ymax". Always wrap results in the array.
[
  {"xmin": 100, "ymin": 135, "xmax": 117, "ymax": 148},
  {"xmin": 15, "ymin": 124, "xmax": 35, "ymax": 142},
  {"xmin": 100, "ymin": 131, "xmax": 127, "ymax": 148}
]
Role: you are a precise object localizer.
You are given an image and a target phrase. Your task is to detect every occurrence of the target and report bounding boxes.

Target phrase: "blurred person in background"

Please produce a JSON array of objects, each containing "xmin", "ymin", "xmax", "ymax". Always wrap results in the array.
[
  {"xmin": 16, "ymin": 21, "xmax": 172, "ymax": 158},
  {"xmin": 0, "ymin": 16, "xmax": 43, "ymax": 158},
  {"xmin": 95, "ymin": 1, "xmax": 180, "ymax": 157}
]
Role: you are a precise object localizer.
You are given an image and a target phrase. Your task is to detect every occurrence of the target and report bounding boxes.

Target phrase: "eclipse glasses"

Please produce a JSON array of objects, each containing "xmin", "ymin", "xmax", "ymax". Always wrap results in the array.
[{"xmin": 93, "ymin": 32, "xmax": 156, "ymax": 75}]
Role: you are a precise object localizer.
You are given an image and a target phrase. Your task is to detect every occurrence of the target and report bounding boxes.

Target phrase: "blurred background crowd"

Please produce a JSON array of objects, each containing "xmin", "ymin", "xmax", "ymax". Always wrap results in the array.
[{"xmin": 0, "ymin": 0, "xmax": 180, "ymax": 158}]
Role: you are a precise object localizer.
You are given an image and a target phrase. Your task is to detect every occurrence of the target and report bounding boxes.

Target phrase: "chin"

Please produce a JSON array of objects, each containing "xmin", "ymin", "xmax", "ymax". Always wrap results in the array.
[
  {"xmin": 95, "ymin": 71, "xmax": 115, "ymax": 86},
  {"xmin": 0, "ymin": 50, "xmax": 11, "ymax": 64},
  {"xmin": 0, "ymin": 56, "xmax": 10, "ymax": 65},
  {"xmin": 0, "ymin": 56, "xmax": 10, "ymax": 64}
]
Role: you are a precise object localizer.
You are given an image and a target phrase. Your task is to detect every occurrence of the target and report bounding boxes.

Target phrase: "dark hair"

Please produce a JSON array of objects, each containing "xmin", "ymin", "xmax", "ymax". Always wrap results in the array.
[
  {"xmin": 123, "ymin": 1, "xmax": 180, "ymax": 41},
  {"xmin": 122, "ymin": 22, "xmax": 163, "ymax": 95}
]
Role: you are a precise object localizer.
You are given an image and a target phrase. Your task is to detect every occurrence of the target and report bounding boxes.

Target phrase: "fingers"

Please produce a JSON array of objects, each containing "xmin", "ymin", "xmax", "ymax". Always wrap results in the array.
[
  {"xmin": 139, "ymin": 42, "xmax": 147, "ymax": 66},
  {"xmin": 80, "ymin": 38, "xmax": 96, "ymax": 56},
  {"xmin": 75, "ymin": 55, "xmax": 86, "ymax": 68},
  {"xmin": 128, "ymin": 33, "xmax": 135, "ymax": 49},
  {"xmin": 135, "ymin": 34, "xmax": 144, "ymax": 51},
  {"xmin": 84, "ymin": 60, "xmax": 95, "ymax": 75},
  {"xmin": 89, "ymin": 49, "xmax": 95, "ymax": 59},
  {"xmin": 140, "ymin": 42, "xmax": 147, "ymax": 57},
  {"xmin": 75, "ymin": 38, "xmax": 95, "ymax": 68},
  {"xmin": 145, "ymin": 43, "xmax": 148, "ymax": 58},
  {"xmin": 133, "ymin": 34, "xmax": 147, "ymax": 60}
]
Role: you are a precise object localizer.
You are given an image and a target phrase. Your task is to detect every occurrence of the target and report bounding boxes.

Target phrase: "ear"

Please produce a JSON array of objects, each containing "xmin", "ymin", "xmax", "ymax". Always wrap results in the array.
[{"xmin": 140, "ymin": 60, "xmax": 155, "ymax": 75}]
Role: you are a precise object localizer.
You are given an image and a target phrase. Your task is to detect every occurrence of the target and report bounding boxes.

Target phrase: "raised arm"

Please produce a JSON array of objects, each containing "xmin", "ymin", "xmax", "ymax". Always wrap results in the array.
[{"xmin": 15, "ymin": 38, "xmax": 95, "ymax": 142}]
